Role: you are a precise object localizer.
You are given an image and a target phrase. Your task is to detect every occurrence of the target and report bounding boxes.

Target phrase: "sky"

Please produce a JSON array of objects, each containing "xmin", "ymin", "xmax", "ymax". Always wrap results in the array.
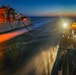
[{"xmin": 0, "ymin": 0, "xmax": 76, "ymax": 16}]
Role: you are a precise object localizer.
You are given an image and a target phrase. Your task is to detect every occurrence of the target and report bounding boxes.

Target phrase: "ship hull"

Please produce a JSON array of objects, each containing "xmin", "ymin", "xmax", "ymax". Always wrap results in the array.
[{"xmin": 0, "ymin": 19, "xmax": 32, "ymax": 43}]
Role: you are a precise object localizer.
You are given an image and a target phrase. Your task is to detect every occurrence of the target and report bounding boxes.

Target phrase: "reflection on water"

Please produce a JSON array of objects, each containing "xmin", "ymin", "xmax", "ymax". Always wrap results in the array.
[
  {"xmin": 0, "ymin": 42, "xmax": 20, "ymax": 72},
  {"xmin": 0, "ymin": 33, "xmax": 33, "ymax": 75}
]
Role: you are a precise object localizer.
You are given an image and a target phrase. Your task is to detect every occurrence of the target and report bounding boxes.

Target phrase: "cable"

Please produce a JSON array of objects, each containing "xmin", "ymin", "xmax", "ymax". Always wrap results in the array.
[
  {"xmin": 15, "ymin": 20, "xmax": 21, "ymax": 28},
  {"xmin": 8, "ymin": 21, "xmax": 14, "ymax": 29}
]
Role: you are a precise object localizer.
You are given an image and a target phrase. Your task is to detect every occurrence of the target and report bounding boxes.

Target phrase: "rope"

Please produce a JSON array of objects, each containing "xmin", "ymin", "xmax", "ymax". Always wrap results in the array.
[
  {"xmin": 21, "ymin": 21, "xmax": 32, "ymax": 33},
  {"xmin": 15, "ymin": 20, "xmax": 21, "ymax": 28},
  {"xmin": 8, "ymin": 21, "xmax": 14, "ymax": 29}
]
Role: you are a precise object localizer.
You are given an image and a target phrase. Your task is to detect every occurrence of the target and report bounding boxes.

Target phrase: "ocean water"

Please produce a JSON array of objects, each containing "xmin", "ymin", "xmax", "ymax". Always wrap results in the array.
[{"xmin": 30, "ymin": 16, "xmax": 58, "ymax": 21}]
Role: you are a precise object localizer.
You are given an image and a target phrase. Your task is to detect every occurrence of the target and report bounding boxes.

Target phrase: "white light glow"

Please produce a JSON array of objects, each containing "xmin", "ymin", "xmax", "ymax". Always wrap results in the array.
[{"xmin": 63, "ymin": 23, "xmax": 67, "ymax": 28}]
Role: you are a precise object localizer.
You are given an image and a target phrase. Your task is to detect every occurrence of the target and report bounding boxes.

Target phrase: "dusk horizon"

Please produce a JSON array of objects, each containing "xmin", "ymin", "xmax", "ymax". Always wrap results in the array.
[{"xmin": 0, "ymin": 0, "xmax": 76, "ymax": 16}]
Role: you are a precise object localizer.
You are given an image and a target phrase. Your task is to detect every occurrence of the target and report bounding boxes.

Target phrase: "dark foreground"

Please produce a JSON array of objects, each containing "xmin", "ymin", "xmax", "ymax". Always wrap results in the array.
[{"xmin": 0, "ymin": 17, "xmax": 76, "ymax": 75}]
